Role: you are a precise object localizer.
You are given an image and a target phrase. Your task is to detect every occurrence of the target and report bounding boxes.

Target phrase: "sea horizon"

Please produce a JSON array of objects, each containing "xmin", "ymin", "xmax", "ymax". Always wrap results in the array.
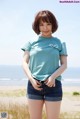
[{"xmin": 0, "ymin": 78, "xmax": 80, "ymax": 86}]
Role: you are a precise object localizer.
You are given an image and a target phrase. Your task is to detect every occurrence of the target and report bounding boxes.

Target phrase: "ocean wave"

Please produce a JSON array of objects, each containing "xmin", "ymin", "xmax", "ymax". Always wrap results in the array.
[
  {"xmin": 0, "ymin": 78, "xmax": 11, "ymax": 81},
  {"xmin": 62, "ymin": 78, "xmax": 80, "ymax": 82}
]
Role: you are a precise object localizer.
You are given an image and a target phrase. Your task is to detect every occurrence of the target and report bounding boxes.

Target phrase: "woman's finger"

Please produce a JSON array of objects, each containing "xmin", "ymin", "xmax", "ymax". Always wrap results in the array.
[
  {"xmin": 53, "ymin": 83, "xmax": 55, "ymax": 87},
  {"xmin": 44, "ymin": 79, "xmax": 48, "ymax": 84}
]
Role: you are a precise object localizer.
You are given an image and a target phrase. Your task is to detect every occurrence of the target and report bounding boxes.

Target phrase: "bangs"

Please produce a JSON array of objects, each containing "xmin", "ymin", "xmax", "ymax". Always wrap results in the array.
[{"xmin": 39, "ymin": 14, "xmax": 51, "ymax": 23}]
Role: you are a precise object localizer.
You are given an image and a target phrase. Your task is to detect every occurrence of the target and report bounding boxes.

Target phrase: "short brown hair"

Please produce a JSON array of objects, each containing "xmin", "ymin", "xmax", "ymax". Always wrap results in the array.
[{"xmin": 32, "ymin": 10, "xmax": 58, "ymax": 35}]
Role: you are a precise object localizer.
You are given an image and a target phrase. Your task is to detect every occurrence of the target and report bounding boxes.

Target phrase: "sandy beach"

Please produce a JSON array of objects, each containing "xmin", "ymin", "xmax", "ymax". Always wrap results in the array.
[{"xmin": 0, "ymin": 86, "xmax": 80, "ymax": 113}]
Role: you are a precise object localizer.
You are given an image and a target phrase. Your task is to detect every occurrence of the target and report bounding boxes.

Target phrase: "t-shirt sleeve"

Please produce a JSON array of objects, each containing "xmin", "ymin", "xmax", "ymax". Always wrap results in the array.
[
  {"xmin": 21, "ymin": 42, "xmax": 31, "ymax": 52},
  {"xmin": 59, "ymin": 42, "xmax": 68, "ymax": 56}
]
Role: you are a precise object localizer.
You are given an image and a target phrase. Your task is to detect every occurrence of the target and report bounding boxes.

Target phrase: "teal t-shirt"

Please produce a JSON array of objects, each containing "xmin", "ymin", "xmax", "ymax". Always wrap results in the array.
[{"xmin": 21, "ymin": 36, "xmax": 67, "ymax": 81}]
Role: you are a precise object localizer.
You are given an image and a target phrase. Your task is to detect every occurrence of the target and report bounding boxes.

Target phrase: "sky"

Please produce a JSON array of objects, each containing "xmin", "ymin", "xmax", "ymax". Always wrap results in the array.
[{"xmin": 0, "ymin": 0, "xmax": 80, "ymax": 67}]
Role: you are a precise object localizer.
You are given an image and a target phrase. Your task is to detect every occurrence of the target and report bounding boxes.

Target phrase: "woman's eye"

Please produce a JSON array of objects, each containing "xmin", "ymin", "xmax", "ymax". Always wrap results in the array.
[
  {"xmin": 47, "ymin": 23, "xmax": 51, "ymax": 25},
  {"xmin": 39, "ymin": 24, "xmax": 43, "ymax": 26}
]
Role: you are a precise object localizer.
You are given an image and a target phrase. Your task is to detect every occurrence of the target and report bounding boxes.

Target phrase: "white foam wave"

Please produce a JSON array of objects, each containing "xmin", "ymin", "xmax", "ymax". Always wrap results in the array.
[
  {"xmin": 62, "ymin": 79, "xmax": 80, "ymax": 82},
  {"xmin": 0, "ymin": 78, "xmax": 11, "ymax": 81}
]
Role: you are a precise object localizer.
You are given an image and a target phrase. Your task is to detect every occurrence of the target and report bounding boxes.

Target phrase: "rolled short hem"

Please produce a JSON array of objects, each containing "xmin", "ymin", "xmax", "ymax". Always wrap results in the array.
[
  {"xmin": 45, "ymin": 96, "xmax": 62, "ymax": 101},
  {"xmin": 27, "ymin": 94, "xmax": 62, "ymax": 101},
  {"xmin": 27, "ymin": 94, "xmax": 43, "ymax": 100}
]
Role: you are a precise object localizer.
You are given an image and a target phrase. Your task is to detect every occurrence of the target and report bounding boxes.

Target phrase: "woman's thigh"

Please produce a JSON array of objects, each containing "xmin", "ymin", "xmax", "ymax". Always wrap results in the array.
[
  {"xmin": 28, "ymin": 99, "xmax": 44, "ymax": 119},
  {"xmin": 45, "ymin": 101, "xmax": 61, "ymax": 119}
]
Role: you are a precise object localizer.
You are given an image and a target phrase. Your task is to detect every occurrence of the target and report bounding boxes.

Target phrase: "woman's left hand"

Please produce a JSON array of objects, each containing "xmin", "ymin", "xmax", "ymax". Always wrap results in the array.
[{"xmin": 44, "ymin": 77, "xmax": 55, "ymax": 87}]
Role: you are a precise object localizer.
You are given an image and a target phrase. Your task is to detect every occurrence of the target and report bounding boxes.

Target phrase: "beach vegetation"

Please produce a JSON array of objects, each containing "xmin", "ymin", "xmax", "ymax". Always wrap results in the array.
[
  {"xmin": 0, "ymin": 89, "xmax": 26, "ymax": 97},
  {"xmin": 73, "ymin": 91, "xmax": 80, "ymax": 96},
  {"xmin": 0, "ymin": 88, "xmax": 80, "ymax": 118},
  {"xmin": 0, "ymin": 103, "xmax": 80, "ymax": 119}
]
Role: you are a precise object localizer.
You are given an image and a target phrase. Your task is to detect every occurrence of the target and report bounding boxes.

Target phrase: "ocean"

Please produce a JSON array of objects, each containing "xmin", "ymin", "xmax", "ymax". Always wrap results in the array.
[{"xmin": 0, "ymin": 65, "xmax": 80, "ymax": 86}]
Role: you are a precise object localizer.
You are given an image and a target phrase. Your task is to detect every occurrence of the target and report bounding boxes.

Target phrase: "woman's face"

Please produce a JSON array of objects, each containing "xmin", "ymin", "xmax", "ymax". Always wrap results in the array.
[{"xmin": 39, "ymin": 20, "xmax": 52, "ymax": 37}]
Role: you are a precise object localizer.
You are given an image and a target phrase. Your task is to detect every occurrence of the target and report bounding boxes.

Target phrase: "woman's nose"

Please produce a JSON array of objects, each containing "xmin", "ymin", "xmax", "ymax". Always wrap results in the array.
[{"xmin": 43, "ymin": 25, "xmax": 47, "ymax": 30}]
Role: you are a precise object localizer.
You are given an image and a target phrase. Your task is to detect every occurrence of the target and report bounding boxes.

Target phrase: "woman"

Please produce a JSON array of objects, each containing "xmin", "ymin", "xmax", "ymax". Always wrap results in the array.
[{"xmin": 21, "ymin": 10, "xmax": 67, "ymax": 119}]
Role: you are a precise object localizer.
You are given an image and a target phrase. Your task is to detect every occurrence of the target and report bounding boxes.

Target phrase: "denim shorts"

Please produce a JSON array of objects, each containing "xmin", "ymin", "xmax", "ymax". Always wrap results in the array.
[{"xmin": 27, "ymin": 79, "xmax": 63, "ymax": 101}]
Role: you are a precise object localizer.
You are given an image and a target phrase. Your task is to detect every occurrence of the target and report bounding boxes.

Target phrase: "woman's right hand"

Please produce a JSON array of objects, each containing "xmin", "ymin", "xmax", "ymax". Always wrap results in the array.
[
  {"xmin": 22, "ymin": 51, "xmax": 42, "ymax": 91},
  {"xmin": 30, "ymin": 78, "xmax": 42, "ymax": 91}
]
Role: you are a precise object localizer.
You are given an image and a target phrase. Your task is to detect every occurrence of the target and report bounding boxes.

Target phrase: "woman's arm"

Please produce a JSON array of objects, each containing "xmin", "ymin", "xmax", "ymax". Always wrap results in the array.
[
  {"xmin": 22, "ymin": 51, "xmax": 42, "ymax": 90},
  {"xmin": 45, "ymin": 55, "xmax": 67, "ymax": 87},
  {"xmin": 51, "ymin": 55, "xmax": 67, "ymax": 79},
  {"xmin": 22, "ymin": 51, "xmax": 33, "ymax": 80}
]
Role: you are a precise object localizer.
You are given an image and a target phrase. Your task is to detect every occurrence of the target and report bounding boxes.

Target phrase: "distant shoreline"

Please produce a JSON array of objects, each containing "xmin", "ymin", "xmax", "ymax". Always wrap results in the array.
[
  {"xmin": 0, "ymin": 79, "xmax": 80, "ymax": 86},
  {"xmin": 0, "ymin": 85, "xmax": 80, "ymax": 91}
]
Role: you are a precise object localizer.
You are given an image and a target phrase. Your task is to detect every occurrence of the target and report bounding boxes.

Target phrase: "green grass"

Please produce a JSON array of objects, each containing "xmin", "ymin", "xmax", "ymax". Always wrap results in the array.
[{"xmin": 73, "ymin": 91, "xmax": 80, "ymax": 95}]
